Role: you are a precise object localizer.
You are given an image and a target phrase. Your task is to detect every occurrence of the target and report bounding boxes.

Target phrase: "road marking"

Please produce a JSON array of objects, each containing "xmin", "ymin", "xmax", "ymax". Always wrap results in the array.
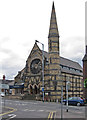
[
  {"xmin": 0, "ymin": 106, "xmax": 17, "ymax": 117},
  {"xmin": 33, "ymin": 103, "xmax": 38, "ymax": 104},
  {"xmin": 8, "ymin": 114, "xmax": 14, "ymax": 116},
  {"xmin": 6, "ymin": 114, "xmax": 16, "ymax": 120},
  {"xmin": 49, "ymin": 112, "xmax": 53, "ymax": 120},
  {"xmin": 23, "ymin": 109, "xmax": 29, "ymax": 111},
  {"xmin": 48, "ymin": 112, "xmax": 51, "ymax": 119},
  {"xmin": 10, "ymin": 114, "xmax": 16, "ymax": 119},
  {"xmin": 28, "ymin": 110, "xmax": 35, "ymax": 112},
  {"xmin": 38, "ymin": 110, "xmax": 44, "ymax": 112},
  {"xmin": 48, "ymin": 111, "xmax": 56, "ymax": 120}
]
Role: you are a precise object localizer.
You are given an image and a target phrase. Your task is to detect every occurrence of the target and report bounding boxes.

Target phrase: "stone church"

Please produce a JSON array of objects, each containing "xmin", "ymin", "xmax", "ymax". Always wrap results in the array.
[{"xmin": 14, "ymin": 2, "xmax": 83, "ymax": 101}]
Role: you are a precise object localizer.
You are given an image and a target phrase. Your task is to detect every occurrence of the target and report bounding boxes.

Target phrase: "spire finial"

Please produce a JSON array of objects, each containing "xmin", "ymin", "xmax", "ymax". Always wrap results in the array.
[
  {"xmin": 48, "ymin": 1, "xmax": 59, "ymax": 38},
  {"xmin": 52, "ymin": 1, "xmax": 55, "ymax": 12},
  {"xmin": 52, "ymin": 1, "xmax": 54, "ymax": 9}
]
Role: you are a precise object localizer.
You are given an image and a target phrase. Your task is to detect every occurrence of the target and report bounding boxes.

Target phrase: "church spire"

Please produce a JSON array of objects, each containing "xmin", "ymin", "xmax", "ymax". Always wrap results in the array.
[
  {"xmin": 48, "ymin": 2, "xmax": 60, "ymax": 77},
  {"xmin": 52, "ymin": 1, "xmax": 55, "ymax": 12},
  {"xmin": 48, "ymin": 2, "xmax": 59, "ymax": 54},
  {"xmin": 48, "ymin": 1, "xmax": 59, "ymax": 38}
]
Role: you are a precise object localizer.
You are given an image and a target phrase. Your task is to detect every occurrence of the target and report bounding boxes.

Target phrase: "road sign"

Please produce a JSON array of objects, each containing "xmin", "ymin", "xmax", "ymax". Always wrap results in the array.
[
  {"xmin": 42, "ymin": 87, "xmax": 44, "ymax": 92},
  {"xmin": 0, "ymin": 84, "xmax": 9, "ymax": 89}
]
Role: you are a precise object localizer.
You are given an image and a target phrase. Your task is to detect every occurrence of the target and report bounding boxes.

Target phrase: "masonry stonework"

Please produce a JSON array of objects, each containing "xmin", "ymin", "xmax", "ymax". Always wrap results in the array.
[{"xmin": 14, "ymin": 2, "xmax": 83, "ymax": 101}]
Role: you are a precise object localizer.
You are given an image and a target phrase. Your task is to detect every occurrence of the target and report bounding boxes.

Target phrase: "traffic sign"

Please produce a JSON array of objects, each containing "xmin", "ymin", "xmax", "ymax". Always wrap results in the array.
[
  {"xmin": 42, "ymin": 87, "xmax": 44, "ymax": 92},
  {"xmin": 0, "ymin": 84, "xmax": 9, "ymax": 89}
]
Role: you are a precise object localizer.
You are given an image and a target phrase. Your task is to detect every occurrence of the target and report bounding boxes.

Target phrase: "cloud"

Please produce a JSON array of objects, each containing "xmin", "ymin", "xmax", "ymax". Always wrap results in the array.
[
  {"xmin": 60, "ymin": 36, "xmax": 85, "ymax": 66},
  {"xmin": 0, "ymin": 53, "xmax": 25, "ymax": 79},
  {"xmin": 0, "ymin": 36, "xmax": 85, "ymax": 79},
  {"xmin": 0, "ymin": 38, "xmax": 26, "ymax": 79}
]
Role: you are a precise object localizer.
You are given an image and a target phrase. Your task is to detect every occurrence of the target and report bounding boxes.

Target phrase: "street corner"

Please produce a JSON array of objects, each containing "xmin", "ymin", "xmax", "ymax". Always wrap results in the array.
[{"xmin": 0, "ymin": 106, "xmax": 17, "ymax": 117}]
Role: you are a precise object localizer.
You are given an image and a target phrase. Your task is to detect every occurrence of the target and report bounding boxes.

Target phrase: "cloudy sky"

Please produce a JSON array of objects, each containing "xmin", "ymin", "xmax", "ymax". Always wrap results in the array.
[{"xmin": 0, "ymin": 0, "xmax": 86, "ymax": 80}]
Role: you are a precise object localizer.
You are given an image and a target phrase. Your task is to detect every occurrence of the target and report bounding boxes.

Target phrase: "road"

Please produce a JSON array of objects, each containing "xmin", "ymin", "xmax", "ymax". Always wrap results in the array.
[{"xmin": 0, "ymin": 98, "xmax": 86, "ymax": 120}]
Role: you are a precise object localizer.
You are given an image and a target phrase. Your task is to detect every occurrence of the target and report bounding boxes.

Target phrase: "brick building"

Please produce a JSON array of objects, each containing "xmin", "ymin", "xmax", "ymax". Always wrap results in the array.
[{"xmin": 82, "ymin": 45, "xmax": 87, "ymax": 98}]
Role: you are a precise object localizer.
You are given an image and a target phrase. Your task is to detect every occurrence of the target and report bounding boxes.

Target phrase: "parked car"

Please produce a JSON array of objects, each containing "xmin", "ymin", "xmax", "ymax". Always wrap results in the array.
[
  {"xmin": 63, "ymin": 97, "xmax": 85, "ymax": 106},
  {"xmin": 0, "ymin": 92, "xmax": 5, "ymax": 97}
]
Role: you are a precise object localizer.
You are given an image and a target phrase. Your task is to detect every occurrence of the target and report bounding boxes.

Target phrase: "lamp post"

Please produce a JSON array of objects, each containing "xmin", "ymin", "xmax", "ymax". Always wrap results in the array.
[
  {"xmin": 58, "ymin": 69, "xmax": 63, "ymax": 120},
  {"xmin": 35, "ymin": 40, "xmax": 44, "ymax": 102},
  {"xmin": 66, "ymin": 80, "xmax": 70, "ymax": 112}
]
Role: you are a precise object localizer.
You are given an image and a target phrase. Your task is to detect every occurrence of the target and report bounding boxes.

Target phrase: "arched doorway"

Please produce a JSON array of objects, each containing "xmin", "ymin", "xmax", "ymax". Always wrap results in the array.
[
  {"xmin": 37, "ymin": 85, "xmax": 40, "ymax": 94},
  {"xmin": 30, "ymin": 85, "xmax": 33, "ymax": 94},
  {"xmin": 34, "ymin": 85, "xmax": 38, "ymax": 94}
]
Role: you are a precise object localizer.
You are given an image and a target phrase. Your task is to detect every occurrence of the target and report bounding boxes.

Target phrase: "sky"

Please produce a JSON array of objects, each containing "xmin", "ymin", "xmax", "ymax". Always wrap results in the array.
[
  {"xmin": 86, "ymin": 1, "xmax": 87, "ymax": 45},
  {"xmin": 0, "ymin": 0, "xmax": 86, "ymax": 80}
]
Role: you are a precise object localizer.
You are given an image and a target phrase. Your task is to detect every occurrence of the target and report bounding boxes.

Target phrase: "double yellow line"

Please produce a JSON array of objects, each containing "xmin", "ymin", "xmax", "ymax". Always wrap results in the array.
[
  {"xmin": 0, "ymin": 106, "xmax": 17, "ymax": 116},
  {"xmin": 48, "ymin": 111, "xmax": 55, "ymax": 120}
]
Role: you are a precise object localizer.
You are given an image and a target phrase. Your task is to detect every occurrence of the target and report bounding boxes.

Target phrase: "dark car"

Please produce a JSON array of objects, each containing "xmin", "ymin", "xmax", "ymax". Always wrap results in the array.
[{"xmin": 63, "ymin": 97, "xmax": 84, "ymax": 106}]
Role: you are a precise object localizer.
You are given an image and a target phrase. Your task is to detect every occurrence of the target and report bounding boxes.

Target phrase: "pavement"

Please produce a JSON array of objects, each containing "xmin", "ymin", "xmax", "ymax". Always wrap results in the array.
[{"xmin": 55, "ymin": 109, "xmax": 85, "ymax": 119}]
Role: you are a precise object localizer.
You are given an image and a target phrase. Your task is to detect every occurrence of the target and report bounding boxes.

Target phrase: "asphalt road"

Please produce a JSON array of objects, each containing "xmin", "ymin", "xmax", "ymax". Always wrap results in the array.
[{"xmin": 0, "ymin": 98, "xmax": 86, "ymax": 120}]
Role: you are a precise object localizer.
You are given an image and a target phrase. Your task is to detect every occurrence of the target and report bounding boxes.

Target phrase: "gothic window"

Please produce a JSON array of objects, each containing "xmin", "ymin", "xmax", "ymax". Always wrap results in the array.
[{"xmin": 30, "ymin": 59, "xmax": 42, "ymax": 74}]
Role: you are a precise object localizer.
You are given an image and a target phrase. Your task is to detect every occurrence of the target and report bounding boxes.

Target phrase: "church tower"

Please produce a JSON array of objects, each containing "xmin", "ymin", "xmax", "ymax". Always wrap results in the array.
[
  {"xmin": 48, "ymin": 2, "xmax": 59, "ymax": 54},
  {"xmin": 47, "ymin": 2, "xmax": 61, "ymax": 100},
  {"xmin": 48, "ymin": 2, "xmax": 60, "ymax": 75}
]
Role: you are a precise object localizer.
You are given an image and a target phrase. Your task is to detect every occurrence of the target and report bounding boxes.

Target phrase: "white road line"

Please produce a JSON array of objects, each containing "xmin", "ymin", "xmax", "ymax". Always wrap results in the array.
[
  {"xmin": 38, "ymin": 110, "xmax": 44, "ymax": 112},
  {"xmin": 10, "ymin": 114, "xmax": 16, "ymax": 119},
  {"xmin": 20, "ymin": 103, "xmax": 26, "ymax": 105},
  {"xmin": 7, "ymin": 114, "xmax": 16, "ymax": 120},
  {"xmin": 23, "ymin": 109, "xmax": 29, "ymax": 111},
  {"xmin": 33, "ymin": 103, "xmax": 38, "ymax": 104},
  {"xmin": 24, "ymin": 109, "xmax": 53, "ymax": 112},
  {"xmin": 22, "ymin": 109, "xmax": 54, "ymax": 112},
  {"xmin": 28, "ymin": 110, "xmax": 35, "ymax": 112},
  {"xmin": 8, "ymin": 114, "xmax": 14, "ymax": 116}
]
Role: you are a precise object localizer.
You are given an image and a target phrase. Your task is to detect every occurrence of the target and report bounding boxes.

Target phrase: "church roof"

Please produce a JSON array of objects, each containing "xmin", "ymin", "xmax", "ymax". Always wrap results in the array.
[
  {"xmin": 60, "ymin": 57, "xmax": 82, "ymax": 71},
  {"xmin": 43, "ymin": 51, "xmax": 83, "ymax": 76},
  {"xmin": 60, "ymin": 57, "xmax": 83, "ymax": 76}
]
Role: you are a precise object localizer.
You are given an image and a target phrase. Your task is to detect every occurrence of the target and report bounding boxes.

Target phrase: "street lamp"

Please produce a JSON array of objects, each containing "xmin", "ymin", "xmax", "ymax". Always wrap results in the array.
[
  {"xmin": 35, "ymin": 40, "xmax": 44, "ymax": 102},
  {"xmin": 58, "ymin": 69, "xmax": 63, "ymax": 120},
  {"xmin": 66, "ymin": 79, "xmax": 71, "ymax": 112}
]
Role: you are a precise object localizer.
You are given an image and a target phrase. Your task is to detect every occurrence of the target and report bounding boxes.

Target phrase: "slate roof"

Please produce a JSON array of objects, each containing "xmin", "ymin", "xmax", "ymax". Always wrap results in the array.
[
  {"xmin": 43, "ymin": 51, "xmax": 83, "ymax": 76},
  {"xmin": 0, "ymin": 79, "xmax": 14, "ymax": 85},
  {"xmin": 60, "ymin": 57, "xmax": 82, "ymax": 71}
]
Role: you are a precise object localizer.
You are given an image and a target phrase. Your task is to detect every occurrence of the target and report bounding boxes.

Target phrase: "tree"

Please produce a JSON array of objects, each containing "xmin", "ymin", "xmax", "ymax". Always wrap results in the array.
[{"xmin": 84, "ymin": 78, "xmax": 87, "ymax": 88}]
